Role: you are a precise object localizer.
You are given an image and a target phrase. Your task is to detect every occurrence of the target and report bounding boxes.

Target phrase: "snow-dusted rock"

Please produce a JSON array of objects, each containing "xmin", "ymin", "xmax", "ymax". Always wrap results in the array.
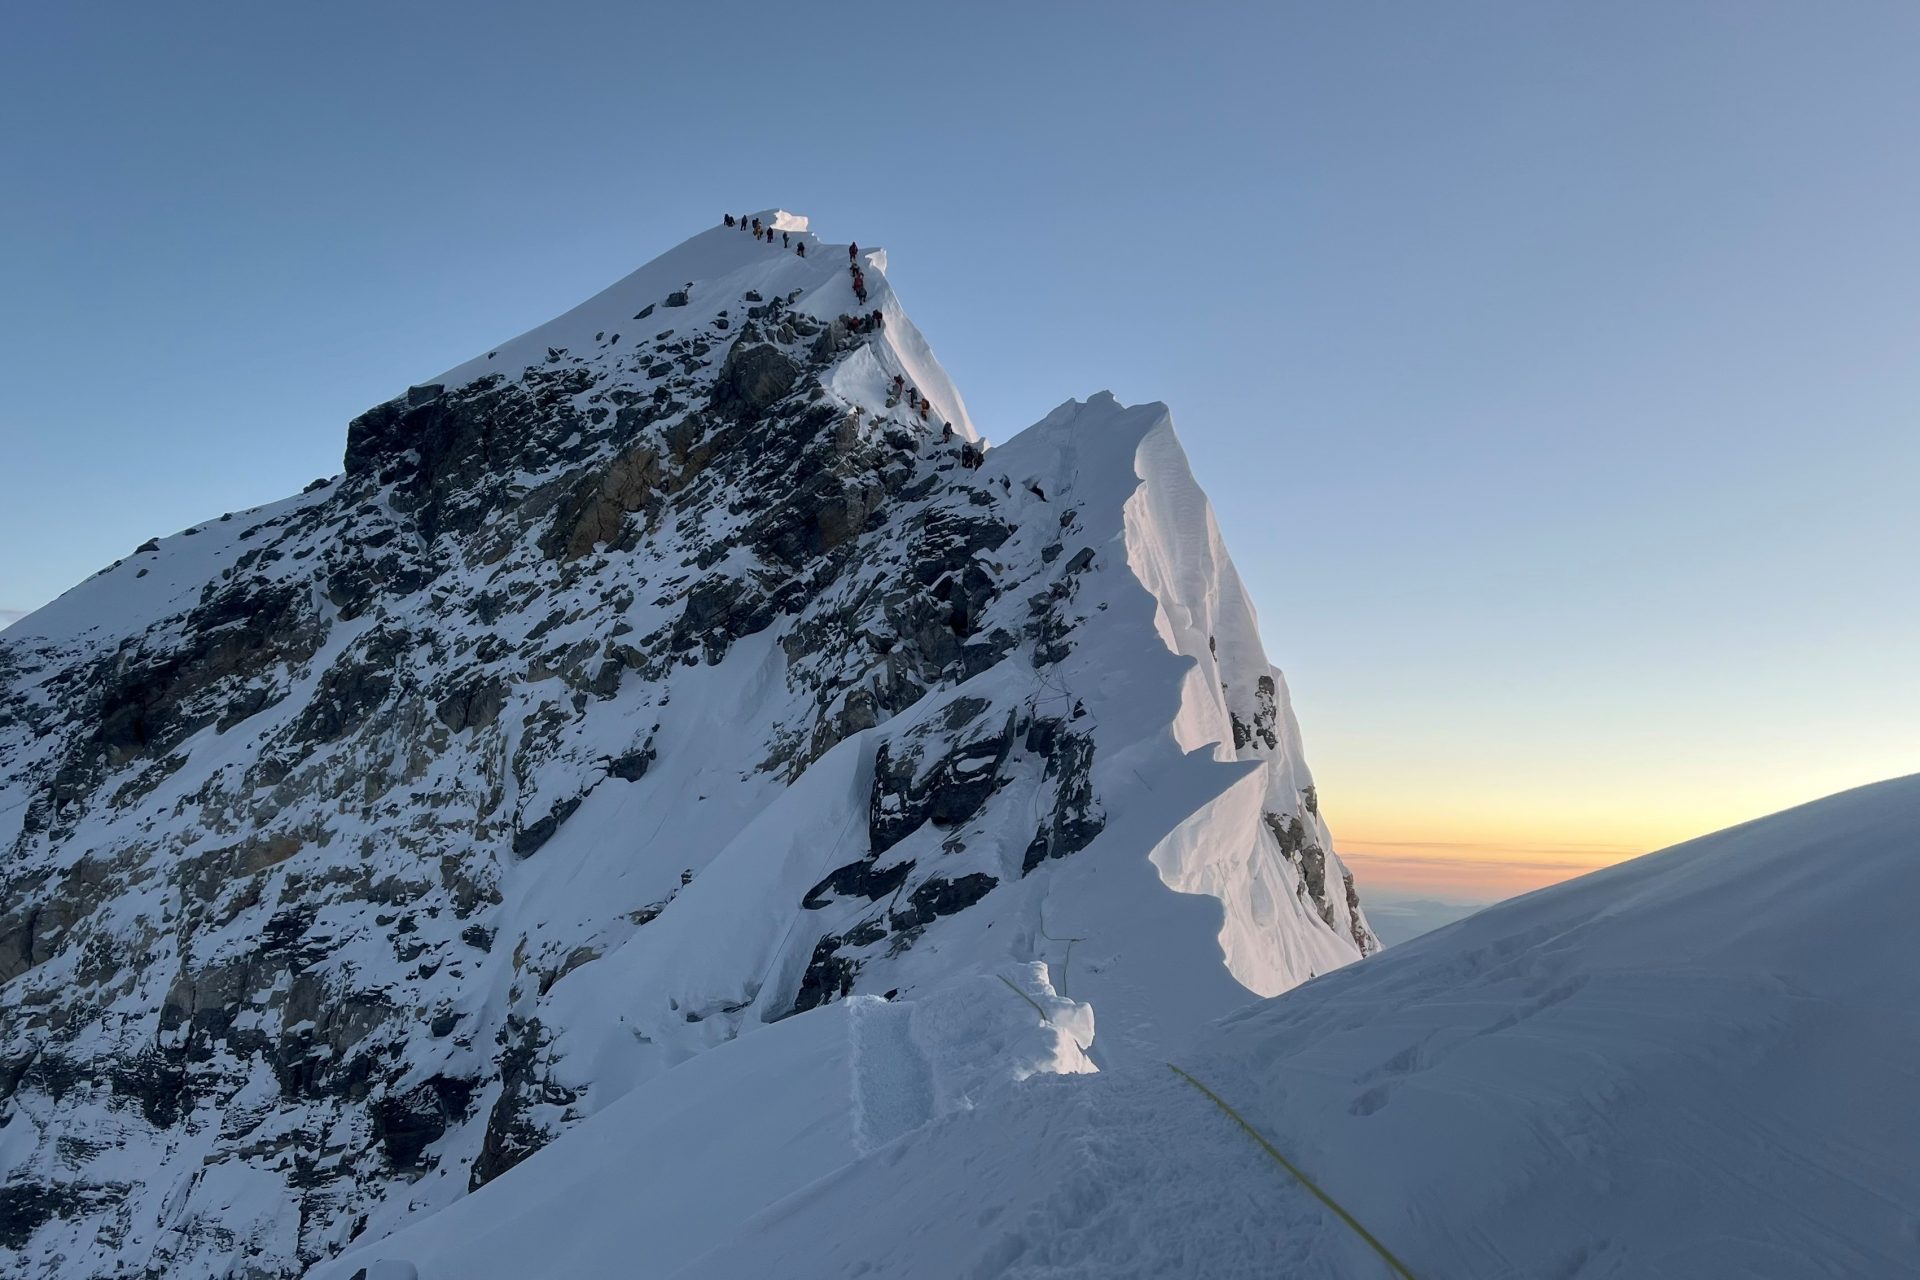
[{"xmin": 0, "ymin": 212, "xmax": 1371, "ymax": 1276}]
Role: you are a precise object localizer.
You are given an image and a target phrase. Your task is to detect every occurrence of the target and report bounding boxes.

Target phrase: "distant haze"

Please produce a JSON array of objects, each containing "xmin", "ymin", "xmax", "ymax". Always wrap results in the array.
[{"xmin": 1359, "ymin": 893, "xmax": 1494, "ymax": 948}]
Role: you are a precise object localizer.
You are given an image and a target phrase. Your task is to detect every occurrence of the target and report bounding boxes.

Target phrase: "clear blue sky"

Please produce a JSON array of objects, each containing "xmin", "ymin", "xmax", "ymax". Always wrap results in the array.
[{"xmin": 4, "ymin": 2, "xmax": 1916, "ymax": 897}]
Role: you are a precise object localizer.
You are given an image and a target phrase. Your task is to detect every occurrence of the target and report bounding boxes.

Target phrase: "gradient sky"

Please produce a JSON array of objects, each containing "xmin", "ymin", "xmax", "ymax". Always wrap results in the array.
[{"xmin": 4, "ymin": 3, "xmax": 1916, "ymax": 902}]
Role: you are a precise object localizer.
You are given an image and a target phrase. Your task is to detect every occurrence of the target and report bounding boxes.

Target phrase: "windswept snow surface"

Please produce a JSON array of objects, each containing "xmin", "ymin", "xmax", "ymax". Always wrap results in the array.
[
  {"xmin": 320, "ymin": 970, "xmax": 1090, "ymax": 1280},
  {"xmin": 337, "ymin": 774, "xmax": 1920, "ymax": 1279}
]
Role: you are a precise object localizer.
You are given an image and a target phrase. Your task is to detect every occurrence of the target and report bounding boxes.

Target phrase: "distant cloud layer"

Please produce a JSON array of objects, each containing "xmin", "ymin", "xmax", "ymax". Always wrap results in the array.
[
  {"xmin": 0, "ymin": 607, "xmax": 26, "ymax": 629},
  {"xmin": 1362, "ymin": 896, "xmax": 1490, "ymax": 948},
  {"xmin": 1340, "ymin": 838, "xmax": 1646, "ymax": 901}
]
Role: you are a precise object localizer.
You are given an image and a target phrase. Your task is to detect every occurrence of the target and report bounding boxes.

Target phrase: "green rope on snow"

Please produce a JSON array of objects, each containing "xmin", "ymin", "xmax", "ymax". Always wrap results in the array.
[
  {"xmin": 997, "ymin": 973, "xmax": 1050, "ymax": 1021},
  {"xmin": 1166, "ymin": 1062, "xmax": 1420, "ymax": 1280}
]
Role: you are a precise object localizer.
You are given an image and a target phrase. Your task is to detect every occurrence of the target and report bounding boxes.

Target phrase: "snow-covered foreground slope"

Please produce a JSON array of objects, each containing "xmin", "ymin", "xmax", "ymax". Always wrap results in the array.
[
  {"xmin": 0, "ymin": 212, "xmax": 1371, "ymax": 1276},
  {"xmin": 320, "ymin": 969, "xmax": 1092, "ymax": 1280},
  {"xmin": 328, "ymin": 773, "xmax": 1920, "ymax": 1279}
]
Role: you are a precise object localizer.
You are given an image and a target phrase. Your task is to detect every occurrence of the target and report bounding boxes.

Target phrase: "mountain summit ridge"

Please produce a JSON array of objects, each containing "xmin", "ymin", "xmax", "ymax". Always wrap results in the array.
[{"xmin": 0, "ymin": 213, "xmax": 1372, "ymax": 1277}]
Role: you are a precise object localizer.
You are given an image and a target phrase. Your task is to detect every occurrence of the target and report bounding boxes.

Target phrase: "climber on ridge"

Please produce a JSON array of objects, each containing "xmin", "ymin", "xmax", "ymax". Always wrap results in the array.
[
  {"xmin": 724, "ymin": 214, "xmax": 735, "ymax": 227},
  {"xmin": 848, "ymin": 241, "xmax": 859, "ymax": 262},
  {"xmin": 796, "ymin": 242, "xmax": 806, "ymax": 257}
]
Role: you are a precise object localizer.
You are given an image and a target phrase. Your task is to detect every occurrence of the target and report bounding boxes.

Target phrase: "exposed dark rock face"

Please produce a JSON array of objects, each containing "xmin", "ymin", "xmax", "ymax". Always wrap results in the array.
[
  {"xmin": 1264, "ymin": 808, "xmax": 1370, "ymax": 954},
  {"xmin": 372, "ymin": 1075, "xmax": 478, "ymax": 1174},
  {"xmin": 469, "ymin": 1015, "xmax": 574, "ymax": 1190},
  {"xmin": 803, "ymin": 856, "xmax": 914, "ymax": 910},
  {"xmin": 1231, "ymin": 673, "xmax": 1282, "ymax": 751},
  {"xmin": 789, "ymin": 695, "xmax": 1111, "ymax": 1019},
  {"xmin": 1021, "ymin": 719, "xmax": 1105, "ymax": 874},
  {"xmin": 1342, "ymin": 870, "xmax": 1372, "ymax": 953},
  {"xmin": 546, "ymin": 445, "xmax": 663, "ymax": 561},
  {"xmin": 0, "ymin": 242, "xmax": 1118, "ymax": 1278},
  {"xmin": 709, "ymin": 342, "xmax": 799, "ymax": 422},
  {"xmin": 868, "ymin": 700, "xmax": 1016, "ymax": 855},
  {"xmin": 889, "ymin": 872, "xmax": 998, "ymax": 931}
]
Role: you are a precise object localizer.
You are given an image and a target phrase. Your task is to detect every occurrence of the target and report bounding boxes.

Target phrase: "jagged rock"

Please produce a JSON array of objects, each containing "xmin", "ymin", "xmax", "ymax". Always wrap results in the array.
[
  {"xmin": 1231, "ymin": 673, "xmax": 1283, "ymax": 751},
  {"xmin": 470, "ymin": 1014, "xmax": 574, "ymax": 1189},
  {"xmin": 1021, "ymin": 722, "xmax": 1105, "ymax": 874},
  {"xmin": 513, "ymin": 795, "xmax": 582, "ymax": 856},
  {"xmin": 436, "ymin": 678, "xmax": 506, "ymax": 732},
  {"xmin": 888, "ymin": 872, "xmax": 997, "ymax": 930},
  {"xmin": 608, "ymin": 741, "xmax": 656, "ymax": 781},
  {"xmin": 371, "ymin": 1075, "xmax": 477, "ymax": 1174},
  {"xmin": 709, "ymin": 342, "xmax": 799, "ymax": 423},
  {"xmin": 802, "ymin": 855, "xmax": 914, "ymax": 909},
  {"xmin": 547, "ymin": 445, "xmax": 662, "ymax": 561},
  {"xmin": 1265, "ymin": 809, "xmax": 1341, "ymax": 931},
  {"xmin": 868, "ymin": 701, "xmax": 1016, "ymax": 854}
]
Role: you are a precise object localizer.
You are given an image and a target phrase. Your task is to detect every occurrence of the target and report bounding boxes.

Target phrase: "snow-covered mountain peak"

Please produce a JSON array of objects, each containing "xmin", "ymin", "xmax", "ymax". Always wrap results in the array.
[
  {"xmin": 429, "ymin": 211, "xmax": 972, "ymax": 441},
  {"xmin": 0, "ymin": 215, "xmax": 1370, "ymax": 1277}
]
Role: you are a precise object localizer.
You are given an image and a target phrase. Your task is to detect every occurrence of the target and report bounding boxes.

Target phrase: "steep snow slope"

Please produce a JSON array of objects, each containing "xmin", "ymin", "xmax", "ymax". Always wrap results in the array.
[
  {"xmin": 320, "ymin": 969, "xmax": 1091, "ymax": 1280},
  {"xmin": 634, "ymin": 773, "xmax": 1916, "ymax": 1280},
  {"xmin": 0, "ymin": 211, "xmax": 1371, "ymax": 1277}
]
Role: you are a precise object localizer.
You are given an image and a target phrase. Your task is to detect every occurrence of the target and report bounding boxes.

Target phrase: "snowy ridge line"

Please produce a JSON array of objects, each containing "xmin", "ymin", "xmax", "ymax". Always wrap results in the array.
[
  {"xmin": 1165, "ymin": 1062, "xmax": 1421, "ymax": 1280},
  {"xmin": 0, "ymin": 211, "xmax": 1371, "ymax": 1277}
]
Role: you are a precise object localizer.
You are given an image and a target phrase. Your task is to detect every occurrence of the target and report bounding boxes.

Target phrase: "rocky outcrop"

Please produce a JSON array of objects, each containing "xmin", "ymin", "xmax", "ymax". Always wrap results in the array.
[
  {"xmin": 709, "ymin": 341, "xmax": 799, "ymax": 422},
  {"xmin": 868, "ymin": 700, "xmax": 1017, "ymax": 855},
  {"xmin": 1020, "ymin": 717, "xmax": 1105, "ymax": 874}
]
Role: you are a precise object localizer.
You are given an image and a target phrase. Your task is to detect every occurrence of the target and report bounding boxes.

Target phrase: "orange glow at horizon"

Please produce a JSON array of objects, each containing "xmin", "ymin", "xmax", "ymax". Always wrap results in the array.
[
  {"xmin": 1324, "ymin": 797, "xmax": 1779, "ymax": 902},
  {"xmin": 1337, "ymin": 838, "xmax": 1645, "ymax": 901},
  {"xmin": 1313, "ymin": 757, "xmax": 1920, "ymax": 903}
]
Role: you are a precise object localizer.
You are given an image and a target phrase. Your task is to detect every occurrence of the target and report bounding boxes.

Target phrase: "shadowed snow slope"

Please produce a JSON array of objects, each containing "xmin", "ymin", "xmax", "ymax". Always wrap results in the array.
[{"xmin": 330, "ymin": 772, "xmax": 1920, "ymax": 1279}]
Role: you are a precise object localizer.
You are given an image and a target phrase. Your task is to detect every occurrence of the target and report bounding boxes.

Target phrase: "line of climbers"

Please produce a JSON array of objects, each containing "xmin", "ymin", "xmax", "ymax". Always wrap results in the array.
[
  {"xmin": 886, "ymin": 373, "xmax": 979, "ymax": 466},
  {"xmin": 725, "ymin": 213, "xmax": 807, "ymax": 256},
  {"xmin": 718, "ymin": 215, "xmax": 986, "ymax": 471}
]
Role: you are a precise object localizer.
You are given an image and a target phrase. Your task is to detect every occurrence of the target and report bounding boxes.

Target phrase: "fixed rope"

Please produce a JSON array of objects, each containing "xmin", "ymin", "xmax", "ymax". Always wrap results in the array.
[
  {"xmin": 1166, "ymin": 1063, "xmax": 1420, "ymax": 1280},
  {"xmin": 997, "ymin": 973, "xmax": 1050, "ymax": 1021}
]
